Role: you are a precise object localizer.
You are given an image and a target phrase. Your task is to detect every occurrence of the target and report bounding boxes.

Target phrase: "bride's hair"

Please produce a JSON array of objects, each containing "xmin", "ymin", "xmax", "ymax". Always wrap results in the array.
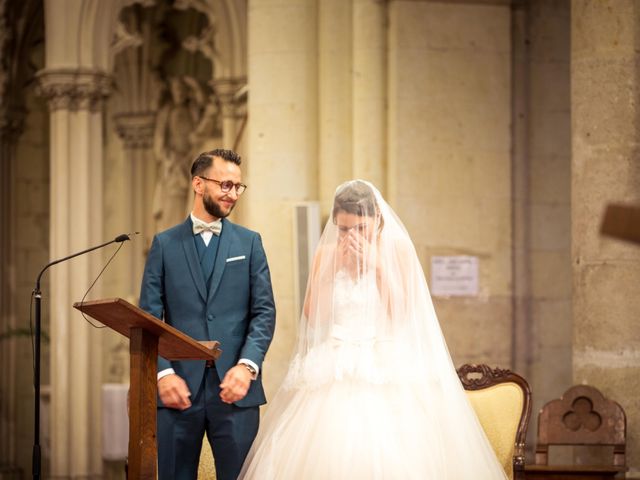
[
  {"xmin": 332, "ymin": 181, "xmax": 382, "ymax": 230},
  {"xmin": 332, "ymin": 180, "xmax": 377, "ymax": 218}
]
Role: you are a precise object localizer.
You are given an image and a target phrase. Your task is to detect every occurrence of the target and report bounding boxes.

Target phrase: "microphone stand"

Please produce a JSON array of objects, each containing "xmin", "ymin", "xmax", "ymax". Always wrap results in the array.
[{"xmin": 32, "ymin": 233, "xmax": 131, "ymax": 480}]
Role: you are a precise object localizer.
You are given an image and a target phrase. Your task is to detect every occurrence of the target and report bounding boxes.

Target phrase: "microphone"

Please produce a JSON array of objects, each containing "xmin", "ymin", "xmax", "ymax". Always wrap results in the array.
[
  {"xmin": 31, "ymin": 232, "xmax": 136, "ymax": 480},
  {"xmin": 115, "ymin": 232, "xmax": 139, "ymax": 243}
]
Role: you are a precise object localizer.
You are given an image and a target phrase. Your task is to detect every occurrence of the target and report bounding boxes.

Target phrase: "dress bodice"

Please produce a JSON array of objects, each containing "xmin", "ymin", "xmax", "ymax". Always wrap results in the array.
[{"xmin": 331, "ymin": 269, "xmax": 380, "ymax": 342}]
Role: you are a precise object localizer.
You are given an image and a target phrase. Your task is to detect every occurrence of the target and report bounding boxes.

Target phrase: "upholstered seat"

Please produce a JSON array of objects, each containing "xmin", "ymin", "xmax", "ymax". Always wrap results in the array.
[{"xmin": 457, "ymin": 364, "xmax": 532, "ymax": 480}]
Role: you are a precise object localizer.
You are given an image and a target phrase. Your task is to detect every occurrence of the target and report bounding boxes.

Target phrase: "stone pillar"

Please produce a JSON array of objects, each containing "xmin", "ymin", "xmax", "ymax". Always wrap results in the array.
[
  {"xmin": 247, "ymin": 0, "xmax": 318, "ymax": 397},
  {"xmin": 352, "ymin": 0, "xmax": 386, "ymax": 194},
  {"xmin": 37, "ymin": 68, "xmax": 110, "ymax": 478},
  {"xmin": 0, "ymin": 105, "xmax": 25, "ymax": 470},
  {"xmin": 572, "ymin": 1, "xmax": 640, "ymax": 472},
  {"xmin": 213, "ymin": 77, "xmax": 245, "ymax": 150},
  {"xmin": 318, "ymin": 0, "xmax": 352, "ymax": 215},
  {"xmin": 114, "ymin": 112, "xmax": 155, "ymax": 298}
]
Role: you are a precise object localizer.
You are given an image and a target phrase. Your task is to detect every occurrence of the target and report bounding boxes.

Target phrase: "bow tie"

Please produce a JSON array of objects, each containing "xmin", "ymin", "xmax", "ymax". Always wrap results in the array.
[{"xmin": 192, "ymin": 219, "xmax": 222, "ymax": 236}]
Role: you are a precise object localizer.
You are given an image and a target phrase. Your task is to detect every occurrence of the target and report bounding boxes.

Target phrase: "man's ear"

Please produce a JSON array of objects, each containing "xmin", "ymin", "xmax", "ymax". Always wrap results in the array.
[{"xmin": 192, "ymin": 176, "xmax": 203, "ymax": 195}]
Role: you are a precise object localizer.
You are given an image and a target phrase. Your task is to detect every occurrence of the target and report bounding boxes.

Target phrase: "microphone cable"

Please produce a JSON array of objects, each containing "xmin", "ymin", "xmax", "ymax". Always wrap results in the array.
[
  {"xmin": 78, "ymin": 240, "xmax": 126, "ymax": 329},
  {"xmin": 28, "ymin": 233, "xmax": 136, "ymax": 380}
]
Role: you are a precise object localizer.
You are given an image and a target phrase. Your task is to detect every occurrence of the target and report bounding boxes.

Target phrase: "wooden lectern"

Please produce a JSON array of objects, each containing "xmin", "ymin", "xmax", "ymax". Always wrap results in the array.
[{"xmin": 73, "ymin": 298, "xmax": 221, "ymax": 480}]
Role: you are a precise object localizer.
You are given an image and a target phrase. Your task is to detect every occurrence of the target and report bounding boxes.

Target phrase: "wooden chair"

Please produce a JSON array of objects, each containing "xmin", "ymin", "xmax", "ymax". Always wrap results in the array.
[
  {"xmin": 457, "ymin": 364, "xmax": 532, "ymax": 480},
  {"xmin": 525, "ymin": 384, "xmax": 627, "ymax": 480}
]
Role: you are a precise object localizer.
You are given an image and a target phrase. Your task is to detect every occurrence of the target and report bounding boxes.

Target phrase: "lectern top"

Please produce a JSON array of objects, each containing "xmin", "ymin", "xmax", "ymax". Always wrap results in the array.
[{"xmin": 73, "ymin": 298, "xmax": 220, "ymax": 361}]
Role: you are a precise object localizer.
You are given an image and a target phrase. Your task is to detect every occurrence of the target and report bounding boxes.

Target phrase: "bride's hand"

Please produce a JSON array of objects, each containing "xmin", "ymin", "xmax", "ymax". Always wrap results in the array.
[{"xmin": 339, "ymin": 231, "xmax": 373, "ymax": 272}]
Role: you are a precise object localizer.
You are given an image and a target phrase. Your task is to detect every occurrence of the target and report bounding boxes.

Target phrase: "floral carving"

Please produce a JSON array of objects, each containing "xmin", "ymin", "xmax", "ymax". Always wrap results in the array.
[{"xmin": 36, "ymin": 69, "xmax": 112, "ymax": 112}]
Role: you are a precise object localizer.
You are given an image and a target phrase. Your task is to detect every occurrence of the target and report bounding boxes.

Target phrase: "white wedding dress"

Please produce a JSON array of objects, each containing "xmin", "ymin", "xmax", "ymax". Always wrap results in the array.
[
  {"xmin": 240, "ymin": 270, "xmax": 507, "ymax": 480},
  {"xmin": 241, "ymin": 180, "xmax": 507, "ymax": 479}
]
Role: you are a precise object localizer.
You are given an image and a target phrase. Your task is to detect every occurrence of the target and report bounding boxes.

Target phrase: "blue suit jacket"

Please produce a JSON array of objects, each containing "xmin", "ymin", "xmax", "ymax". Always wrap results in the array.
[{"xmin": 139, "ymin": 217, "xmax": 276, "ymax": 407}]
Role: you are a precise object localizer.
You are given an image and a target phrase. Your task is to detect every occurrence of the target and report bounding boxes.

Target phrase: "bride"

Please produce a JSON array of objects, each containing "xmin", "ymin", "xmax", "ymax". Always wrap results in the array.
[{"xmin": 240, "ymin": 180, "xmax": 507, "ymax": 479}]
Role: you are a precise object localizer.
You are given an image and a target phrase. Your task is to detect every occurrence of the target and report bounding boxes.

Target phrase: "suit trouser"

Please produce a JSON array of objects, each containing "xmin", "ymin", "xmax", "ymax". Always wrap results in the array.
[{"xmin": 157, "ymin": 367, "xmax": 260, "ymax": 480}]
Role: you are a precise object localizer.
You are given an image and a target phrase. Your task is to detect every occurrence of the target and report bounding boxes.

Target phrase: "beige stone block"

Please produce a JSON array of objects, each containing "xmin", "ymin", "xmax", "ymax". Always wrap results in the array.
[
  {"xmin": 435, "ymin": 295, "xmax": 512, "ymax": 368},
  {"xmin": 398, "ymin": 194, "xmax": 481, "ymax": 249},
  {"xmin": 573, "ymin": 262, "xmax": 640, "ymax": 351},
  {"xmin": 531, "ymin": 345, "xmax": 573, "ymax": 397},
  {"xmin": 477, "ymin": 196, "xmax": 512, "ymax": 247},
  {"xmin": 530, "ymin": 110, "xmax": 571, "ymax": 159},
  {"xmin": 249, "ymin": 2, "xmax": 316, "ymax": 55},
  {"xmin": 353, "ymin": 0, "xmax": 385, "ymax": 49},
  {"xmin": 530, "ymin": 250, "xmax": 572, "ymax": 299},
  {"xmin": 532, "ymin": 299, "xmax": 572, "ymax": 349},
  {"xmin": 15, "ymin": 180, "xmax": 49, "ymax": 218},
  {"xmin": 572, "ymin": 56, "xmax": 639, "ymax": 149},
  {"xmin": 530, "ymin": 202, "xmax": 571, "ymax": 251},
  {"xmin": 529, "ymin": 61, "xmax": 570, "ymax": 116},
  {"xmin": 529, "ymin": 1, "xmax": 570, "ymax": 63},
  {"xmin": 250, "ymin": 52, "xmax": 317, "ymax": 106},
  {"xmin": 571, "ymin": 0, "xmax": 639, "ymax": 59},
  {"xmin": 529, "ymin": 153, "xmax": 571, "ymax": 205},
  {"xmin": 472, "ymin": 153, "xmax": 512, "ymax": 199},
  {"xmin": 394, "ymin": 48, "xmax": 510, "ymax": 108},
  {"xmin": 394, "ymin": 96, "xmax": 511, "ymax": 156},
  {"xmin": 391, "ymin": 1, "xmax": 509, "ymax": 54}
]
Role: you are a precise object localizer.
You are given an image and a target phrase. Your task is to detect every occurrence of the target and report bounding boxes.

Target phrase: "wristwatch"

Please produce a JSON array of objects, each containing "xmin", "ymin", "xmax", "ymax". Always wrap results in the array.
[{"xmin": 240, "ymin": 362, "xmax": 257, "ymax": 377}]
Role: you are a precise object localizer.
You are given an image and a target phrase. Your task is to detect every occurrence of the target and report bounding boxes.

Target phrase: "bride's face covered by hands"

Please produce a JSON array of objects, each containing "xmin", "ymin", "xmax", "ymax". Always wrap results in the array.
[
  {"xmin": 334, "ymin": 210, "xmax": 379, "ymax": 273},
  {"xmin": 331, "ymin": 180, "xmax": 382, "ymax": 275}
]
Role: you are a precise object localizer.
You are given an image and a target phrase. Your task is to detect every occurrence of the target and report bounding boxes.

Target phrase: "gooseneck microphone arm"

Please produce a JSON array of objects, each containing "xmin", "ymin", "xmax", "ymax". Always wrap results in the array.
[{"xmin": 32, "ymin": 233, "xmax": 132, "ymax": 480}]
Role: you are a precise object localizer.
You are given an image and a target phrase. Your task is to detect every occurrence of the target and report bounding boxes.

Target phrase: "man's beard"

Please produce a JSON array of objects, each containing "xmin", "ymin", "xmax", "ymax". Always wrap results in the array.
[{"xmin": 203, "ymin": 192, "xmax": 234, "ymax": 218}]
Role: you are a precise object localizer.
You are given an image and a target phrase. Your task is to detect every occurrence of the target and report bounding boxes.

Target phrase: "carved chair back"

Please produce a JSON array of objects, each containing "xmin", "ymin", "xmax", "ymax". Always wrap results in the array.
[
  {"xmin": 535, "ymin": 384, "xmax": 626, "ymax": 468},
  {"xmin": 457, "ymin": 364, "xmax": 532, "ymax": 480}
]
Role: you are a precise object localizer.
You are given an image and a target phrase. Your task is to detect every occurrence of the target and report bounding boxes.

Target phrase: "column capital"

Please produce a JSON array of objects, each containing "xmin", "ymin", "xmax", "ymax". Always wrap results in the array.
[
  {"xmin": 36, "ymin": 68, "xmax": 112, "ymax": 112},
  {"xmin": 210, "ymin": 76, "xmax": 246, "ymax": 117},
  {"xmin": 113, "ymin": 112, "xmax": 156, "ymax": 150}
]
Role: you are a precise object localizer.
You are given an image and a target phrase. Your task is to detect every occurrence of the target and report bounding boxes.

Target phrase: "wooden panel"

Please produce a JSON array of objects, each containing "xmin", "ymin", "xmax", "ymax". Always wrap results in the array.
[{"xmin": 128, "ymin": 327, "xmax": 158, "ymax": 480}]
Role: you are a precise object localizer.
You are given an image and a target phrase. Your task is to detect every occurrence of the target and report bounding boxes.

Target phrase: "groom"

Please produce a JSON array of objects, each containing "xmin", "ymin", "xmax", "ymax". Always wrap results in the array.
[{"xmin": 139, "ymin": 149, "xmax": 276, "ymax": 480}]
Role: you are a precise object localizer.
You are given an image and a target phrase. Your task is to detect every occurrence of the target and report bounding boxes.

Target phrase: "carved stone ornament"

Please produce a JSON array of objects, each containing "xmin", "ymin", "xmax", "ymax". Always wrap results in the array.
[
  {"xmin": 211, "ymin": 76, "xmax": 247, "ymax": 118},
  {"xmin": 114, "ymin": 111, "xmax": 155, "ymax": 149},
  {"xmin": 36, "ymin": 68, "xmax": 112, "ymax": 112}
]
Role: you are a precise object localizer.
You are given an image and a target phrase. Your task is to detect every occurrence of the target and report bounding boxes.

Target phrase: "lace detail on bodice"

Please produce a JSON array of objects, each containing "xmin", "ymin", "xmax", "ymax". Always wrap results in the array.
[{"xmin": 330, "ymin": 269, "xmax": 379, "ymax": 342}]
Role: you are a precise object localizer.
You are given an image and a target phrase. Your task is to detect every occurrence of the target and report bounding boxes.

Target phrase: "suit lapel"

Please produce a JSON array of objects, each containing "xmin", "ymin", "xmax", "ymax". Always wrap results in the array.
[
  {"xmin": 208, "ymin": 218, "xmax": 232, "ymax": 301},
  {"xmin": 181, "ymin": 218, "xmax": 208, "ymax": 302}
]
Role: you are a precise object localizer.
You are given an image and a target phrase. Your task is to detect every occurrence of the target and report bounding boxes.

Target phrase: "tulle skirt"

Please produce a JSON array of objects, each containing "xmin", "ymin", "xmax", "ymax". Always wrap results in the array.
[{"xmin": 240, "ymin": 339, "xmax": 508, "ymax": 480}]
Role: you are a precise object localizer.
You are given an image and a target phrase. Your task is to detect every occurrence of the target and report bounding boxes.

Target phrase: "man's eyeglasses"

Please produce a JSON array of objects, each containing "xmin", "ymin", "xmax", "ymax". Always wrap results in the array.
[{"xmin": 199, "ymin": 176, "xmax": 247, "ymax": 195}]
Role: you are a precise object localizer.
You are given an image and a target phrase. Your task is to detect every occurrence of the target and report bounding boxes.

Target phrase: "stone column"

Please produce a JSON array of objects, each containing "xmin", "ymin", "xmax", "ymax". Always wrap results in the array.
[
  {"xmin": 572, "ymin": 1, "xmax": 640, "ymax": 472},
  {"xmin": 318, "ymin": 0, "xmax": 352, "ymax": 215},
  {"xmin": 213, "ymin": 77, "xmax": 245, "ymax": 150},
  {"xmin": 114, "ymin": 112, "xmax": 155, "ymax": 298},
  {"xmin": 352, "ymin": 0, "xmax": 386, "ymax": 194},
  {"xmin": 0, "ymin": 105, "xmax": 25, "ymax": 470},
  {"xmin": 37, "ymin": 68, "xmax": 110, "ymax": 478},
  {"xmin": 247, "ymin": 0, "xmax": 318, "ymax": 397}
]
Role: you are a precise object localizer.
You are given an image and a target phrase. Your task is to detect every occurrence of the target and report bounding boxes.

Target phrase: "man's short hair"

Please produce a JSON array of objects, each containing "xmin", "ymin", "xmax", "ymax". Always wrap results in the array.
[{"xmin": 191, "ymin": 149, "xmax": 242, "ymax": 177}]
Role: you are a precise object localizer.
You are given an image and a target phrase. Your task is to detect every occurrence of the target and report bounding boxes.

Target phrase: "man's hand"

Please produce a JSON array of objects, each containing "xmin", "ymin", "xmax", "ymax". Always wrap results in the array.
[
  {"xmin": 158, "ymin": 374, "xmax": 192, "ymax": 410},
  {"xmin": 219, "ymin": 365, "xmax": 252, "ymax": 404}
]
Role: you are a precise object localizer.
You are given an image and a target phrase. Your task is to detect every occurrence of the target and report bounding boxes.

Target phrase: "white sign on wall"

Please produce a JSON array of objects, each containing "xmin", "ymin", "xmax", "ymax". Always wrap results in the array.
[{"xmin": 430, "ymin": 255, "xmax": 479, "ymax": 297}]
